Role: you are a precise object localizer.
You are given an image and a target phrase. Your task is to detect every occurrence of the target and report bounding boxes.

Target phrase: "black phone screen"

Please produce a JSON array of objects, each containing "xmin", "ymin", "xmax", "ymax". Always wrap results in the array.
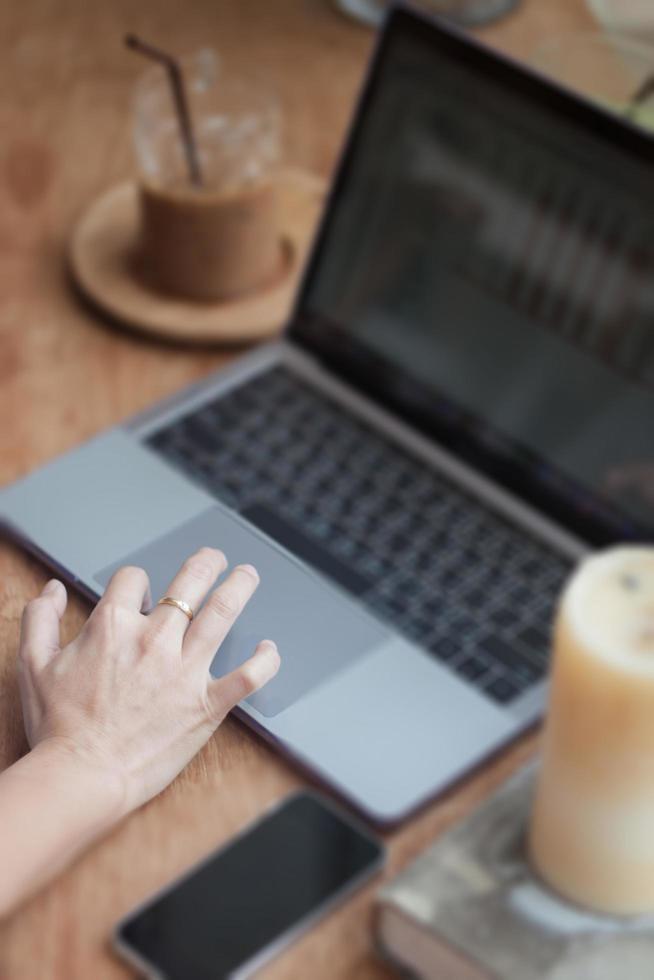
[{"xmin": 116, "ymin": 793, "xmax": 383, "ymax": 979}]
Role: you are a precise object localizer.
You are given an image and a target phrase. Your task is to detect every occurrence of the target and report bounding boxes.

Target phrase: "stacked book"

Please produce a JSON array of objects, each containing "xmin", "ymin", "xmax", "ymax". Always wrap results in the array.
[{"xmin": 375, "ymin": 764, "xmax": 654, "ymax": 980}]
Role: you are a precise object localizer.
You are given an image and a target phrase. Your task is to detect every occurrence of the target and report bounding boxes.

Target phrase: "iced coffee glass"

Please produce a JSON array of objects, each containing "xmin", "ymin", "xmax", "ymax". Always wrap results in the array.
[{"xmin": 132, "ymin": 51, "xmax": 282, "ymax": 301}]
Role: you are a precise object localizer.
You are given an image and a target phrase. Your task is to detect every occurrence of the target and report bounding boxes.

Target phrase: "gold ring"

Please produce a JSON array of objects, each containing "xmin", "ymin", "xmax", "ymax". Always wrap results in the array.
[{"xmin": 157, "ymin": 596, "xmax": 194, "ymax": 622}]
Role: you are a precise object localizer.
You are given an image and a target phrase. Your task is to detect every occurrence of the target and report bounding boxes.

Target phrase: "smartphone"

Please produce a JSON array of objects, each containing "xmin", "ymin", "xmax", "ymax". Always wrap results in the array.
[{"xmin": 113, "ymin": 792, "xmax": 385, "ymax": 979}]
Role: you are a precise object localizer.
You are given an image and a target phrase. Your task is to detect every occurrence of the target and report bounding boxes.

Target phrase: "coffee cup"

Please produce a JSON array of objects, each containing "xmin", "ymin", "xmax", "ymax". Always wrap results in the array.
[{"xmin": 132, "ymin": 50, "xmax": 282, "ymax": 302}]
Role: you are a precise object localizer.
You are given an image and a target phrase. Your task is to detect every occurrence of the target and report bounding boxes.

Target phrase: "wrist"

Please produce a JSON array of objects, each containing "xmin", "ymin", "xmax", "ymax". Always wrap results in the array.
[
  {"xmin": 31, "ymin": 737, "xmax": 129, "ymax": 826},
  {"xmin": 0, "ymin": 739, "xmax": 128, "ymax": 918}
]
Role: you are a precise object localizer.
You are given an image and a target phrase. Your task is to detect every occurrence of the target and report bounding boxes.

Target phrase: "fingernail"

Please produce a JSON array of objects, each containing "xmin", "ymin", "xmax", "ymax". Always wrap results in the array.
[
  {"xmin": 259, "ymin": 641, "xmax": 280, "ymax": 677},
  {"xmin": 206, "ymin": 547, "xmax": 227, "ymax": 565},
  {"xmin": 239, "ymin": 564, "xmax": 259, "ymax": 581},
  {"xmin": 42, "ymin": 579, "xmax": 61, "ymax": 595}
]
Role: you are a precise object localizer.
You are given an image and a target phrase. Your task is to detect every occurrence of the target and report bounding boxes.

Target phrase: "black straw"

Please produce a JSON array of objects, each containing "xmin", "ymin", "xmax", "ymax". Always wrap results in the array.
[
  {"xmin": 628, "ymin": 74, "xmax": 654, "ymax": 120},
  {"xmin": 125, "ymin": 34, "xmax": 204, "ymax": 188}
]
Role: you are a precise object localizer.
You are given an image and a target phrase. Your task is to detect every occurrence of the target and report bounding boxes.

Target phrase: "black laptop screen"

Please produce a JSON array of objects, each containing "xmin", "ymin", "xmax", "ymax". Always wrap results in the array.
[{"xmin": 292, "ymin": 7, "xmax": 654, "ymax": 546}]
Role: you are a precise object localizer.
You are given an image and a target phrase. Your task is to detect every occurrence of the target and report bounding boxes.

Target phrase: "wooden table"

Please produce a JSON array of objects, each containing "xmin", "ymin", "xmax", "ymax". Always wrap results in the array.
[{"xmin": 0, "ymin": 1, "xmax": 598, "ymax": 977}]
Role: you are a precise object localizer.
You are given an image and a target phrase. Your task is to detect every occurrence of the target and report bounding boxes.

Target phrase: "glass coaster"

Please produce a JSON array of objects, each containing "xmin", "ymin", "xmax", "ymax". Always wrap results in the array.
[{"xmin": 334, "ymin": 0, "xmax": 522, "ymax": 29}]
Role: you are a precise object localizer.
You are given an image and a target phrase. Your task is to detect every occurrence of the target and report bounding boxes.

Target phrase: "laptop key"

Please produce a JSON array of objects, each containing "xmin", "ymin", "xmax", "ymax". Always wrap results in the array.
[
  {"xmin": 485, "ymin": 675, "xmax": 521, "ymax": 704},
  {"xmin": 429, "ymin": 636, "xmax": 463, "ymax": 662},
  {"xmin": 515, "ymin": 624, "xmax": 551, "ymax": 659},
  {"xmin": 420, "ymin": 594, "xmax": 446, "ymax": 618},
  {"xmin": 477, "ymin": 633, "xmax": 544, "ymax": 682},
  {"xmin": 455, "ymin": 655, "xmax": 488, "ymax": 681},
  {"xmin": 490, "ymin": 606, "xmax": 518, "ymax": 629},
  {"xmin": 461, "ymin": 586, "xmax": 490, "ymax": 609}
]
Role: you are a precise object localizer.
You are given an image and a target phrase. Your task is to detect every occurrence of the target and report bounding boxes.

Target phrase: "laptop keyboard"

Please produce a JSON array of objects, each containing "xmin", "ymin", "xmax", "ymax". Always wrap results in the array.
[{"xmin": 148, "ymin": 365, "xmax": 572, "ymax": 706}]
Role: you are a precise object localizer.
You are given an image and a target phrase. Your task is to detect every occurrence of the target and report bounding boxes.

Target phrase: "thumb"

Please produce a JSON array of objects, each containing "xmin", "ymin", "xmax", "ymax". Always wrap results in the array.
[
  {"xmin": 206, "ymin": 640, "xmax": 280, "ymax": 723},
  {"xmin": 19, "ymin": 580, "xmax": 68, "ymax": 670}
]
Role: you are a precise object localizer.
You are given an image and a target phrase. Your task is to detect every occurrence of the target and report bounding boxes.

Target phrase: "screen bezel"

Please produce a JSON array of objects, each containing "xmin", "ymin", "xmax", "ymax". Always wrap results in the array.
[
  {"xmin": 288, "ymin": 3, "xmax": 654, "ymax": 547},
  {"xmin": 113, "ymin": 791, "xmax": 385, "ymax": 980}
]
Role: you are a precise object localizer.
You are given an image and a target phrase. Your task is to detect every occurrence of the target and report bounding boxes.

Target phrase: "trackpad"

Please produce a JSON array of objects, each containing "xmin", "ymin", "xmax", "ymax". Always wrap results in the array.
[{"xmin": 95, "ymin": 505, "xmax": 386, "ymax": 717}]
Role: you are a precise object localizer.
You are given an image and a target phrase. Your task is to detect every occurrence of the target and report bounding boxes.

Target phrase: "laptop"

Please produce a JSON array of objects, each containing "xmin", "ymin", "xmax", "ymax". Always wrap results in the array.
[{"xmin": 3, "ymin": 6, "xmax": 654, "ymax": 826}]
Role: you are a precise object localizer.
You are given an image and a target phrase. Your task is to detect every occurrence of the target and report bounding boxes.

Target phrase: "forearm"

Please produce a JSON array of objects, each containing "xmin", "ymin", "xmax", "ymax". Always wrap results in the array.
[{"xmin": 0, "ymin": 740, "xmax": 125, "ymax": 918}]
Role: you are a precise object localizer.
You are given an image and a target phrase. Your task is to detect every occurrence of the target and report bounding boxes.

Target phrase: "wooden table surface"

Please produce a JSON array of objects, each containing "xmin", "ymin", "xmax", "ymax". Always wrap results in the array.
[{"xmin": 0, "ymin": 1, "xmax": 598, "ymax": 977}]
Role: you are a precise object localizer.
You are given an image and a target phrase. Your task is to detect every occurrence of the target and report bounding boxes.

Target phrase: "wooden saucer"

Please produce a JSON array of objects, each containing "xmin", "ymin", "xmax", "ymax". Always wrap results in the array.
[{"xmin": 69, "ymin": 169, "xmax": 326, "ymax": 345}]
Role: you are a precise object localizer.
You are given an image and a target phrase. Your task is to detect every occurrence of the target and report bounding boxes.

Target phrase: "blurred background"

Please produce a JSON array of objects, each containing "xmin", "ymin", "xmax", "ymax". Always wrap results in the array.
[{"xmin": 1, "ymin": 0, "xmax": 651, "ymax": 477}]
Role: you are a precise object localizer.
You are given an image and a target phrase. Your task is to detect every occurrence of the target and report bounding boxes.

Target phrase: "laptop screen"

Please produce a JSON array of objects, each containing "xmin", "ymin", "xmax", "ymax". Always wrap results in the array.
[{"xmin": 291, "ymin": 6, "xmax": 654, "ymax": 546}]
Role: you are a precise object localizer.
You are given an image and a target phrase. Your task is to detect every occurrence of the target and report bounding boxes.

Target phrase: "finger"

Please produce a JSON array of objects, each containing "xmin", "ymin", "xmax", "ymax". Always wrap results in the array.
[
  {"xmin": 205, "ymin": 640, "xmax": 280, "ymax": 722},
  {"xmin": 19, "ymin": 579, "xmax": 68, "ymax": 669},
  {"xmin": 147, "ymin": 548, "xmax": 227, "ymax": 645},
  {"xmin": 184, "ymin": 563, "xmax": 259, "ymax": 664},
  {"xmin": 100, "ymin": 565, "xmax": 151, "ymax": 612},
  {"xmin": 17, "ymin": 660, "xmax": 43, "ymax": 745}
]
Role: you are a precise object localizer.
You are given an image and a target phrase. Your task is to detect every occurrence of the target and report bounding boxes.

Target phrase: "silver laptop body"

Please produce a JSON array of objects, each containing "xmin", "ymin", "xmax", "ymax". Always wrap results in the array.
[{"xmin": 4, "ymin": 7, "xmax": 653, "ymax": 825}]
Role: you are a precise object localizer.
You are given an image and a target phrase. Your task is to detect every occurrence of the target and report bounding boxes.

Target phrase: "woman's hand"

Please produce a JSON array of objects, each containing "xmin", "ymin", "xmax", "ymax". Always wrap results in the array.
[
  {"xmin": 0, "ymin": 547, "xmax": 279, "ymax": 918},
  {"xmin": 17, "ymin": 547, "xmax": 280, "ymax": 817}
]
